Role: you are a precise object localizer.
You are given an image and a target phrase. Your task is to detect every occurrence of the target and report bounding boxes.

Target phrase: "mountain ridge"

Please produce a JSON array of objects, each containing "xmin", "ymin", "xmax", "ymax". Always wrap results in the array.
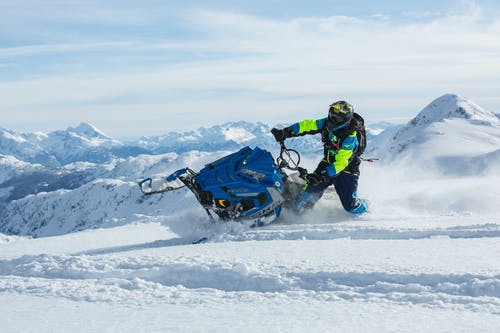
[
  {"xmin": 407, "ymin": 93, "xmax": 499, "ymax": 128},
  {"xmin": 371, "ymin": 94, "xmax": 500, "ymax": 159},
  {"xmin": 1, "ymin": 94, "xmax": 499, "ymax": 237}
]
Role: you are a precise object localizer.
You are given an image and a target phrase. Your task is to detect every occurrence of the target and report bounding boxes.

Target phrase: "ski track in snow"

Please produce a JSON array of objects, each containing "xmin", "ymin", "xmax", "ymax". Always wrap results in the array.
[
  {"xmin": 215, "ymin": 222, "xmax": 500, "ymax": 242},
  {"xmin": 1, "ymin": 250, "xmax": 499, "ymax": 313},
  {"xmin": 1, "ymin": 218, "xmax": 500, "ymax": 316}
]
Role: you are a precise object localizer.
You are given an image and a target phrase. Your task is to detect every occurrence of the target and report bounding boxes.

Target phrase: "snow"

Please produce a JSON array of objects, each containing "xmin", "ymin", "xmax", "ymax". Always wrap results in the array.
[
  {"xmin": 1, "ymin": 130, "xmax": 26, "ymax": 143},
  {"xmin": 3, "ymin": 294, "xmax": 497, "ymax": 333},
  {"xmin": 222, "ymin": 127, "xmax": 257, "ymax": 144},
  {"xmin": 371, "ymin": 95, "xmax": 500, "ymax": 179},
  {"xmin": 1, "ymin": 217, "xmax": 500, "ymax": 332},
  {"xmin": 0, "ymin": 94, "xmax": 500, "ymax": 332},
  {"xmin": 69, "ymin": 122, "xmax": 110, "ymax": 139},
  {"xmin": 1, "ymin": 165, "xmax": 499, "ymax": 332},
  {"xmin": 0, "ymin": 154, "xmax": 42, "ymax": 183},
  {"xmin": 410, "ymin": 94, "xmax": 499, "ymax": 127}
]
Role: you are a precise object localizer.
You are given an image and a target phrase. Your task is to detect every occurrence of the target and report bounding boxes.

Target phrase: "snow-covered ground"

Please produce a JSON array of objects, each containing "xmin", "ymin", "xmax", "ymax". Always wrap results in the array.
[
  {"xmin": 1, "ymin": 210, "xmax": 500, "ymax": 331},
  {"xmin": 1, "ymin": 159, "xmax": 499, "ymax": 332},
  {"xmin": 1, "ymin": 94, "xmax": 499, "ymax": 332}
]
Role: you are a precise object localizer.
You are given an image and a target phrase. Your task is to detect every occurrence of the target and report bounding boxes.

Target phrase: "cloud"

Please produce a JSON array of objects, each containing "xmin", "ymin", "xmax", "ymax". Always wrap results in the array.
[
  {"xmin": 1, "ymin": 6, "xmax": 500, "ymax": 136},
  {"xmin": 0, "ymin": 42, "xmax": 139, "ymax": 57}
]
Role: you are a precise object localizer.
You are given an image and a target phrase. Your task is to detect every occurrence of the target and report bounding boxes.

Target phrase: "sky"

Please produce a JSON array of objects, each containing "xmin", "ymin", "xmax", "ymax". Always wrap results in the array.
[{"xmin": 1, "ymin": 0, "xmax": 500, "ymax": 138}]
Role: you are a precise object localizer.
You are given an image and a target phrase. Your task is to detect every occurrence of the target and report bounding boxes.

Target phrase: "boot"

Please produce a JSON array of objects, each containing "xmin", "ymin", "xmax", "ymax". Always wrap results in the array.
[{"xmin": 348, "ymin": 198, "xmax": 369, "ymax": 214}]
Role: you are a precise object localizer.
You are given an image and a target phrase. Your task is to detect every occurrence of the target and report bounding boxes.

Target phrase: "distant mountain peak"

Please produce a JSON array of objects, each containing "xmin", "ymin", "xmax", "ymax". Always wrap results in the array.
[
  {"xmin": 409, "ymin": 94, "xmax": 499, "ymax": 128},
  {"xmin": 67, "ymin": 122, "xmax": 109, "ymax": 139},
  {"xmin": 375, "ymin": 94, "xmax": 500, "ymax": 157}
]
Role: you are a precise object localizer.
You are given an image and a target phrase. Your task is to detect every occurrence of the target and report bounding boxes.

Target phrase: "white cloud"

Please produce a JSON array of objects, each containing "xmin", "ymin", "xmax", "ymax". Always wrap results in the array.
[
  {"xmin": 1, "ymin": 7, "xmax": 500, "ymax": 136},
  {"xmin": 0, "ymin": 42, "xmax": 139, "ymax": 57}
]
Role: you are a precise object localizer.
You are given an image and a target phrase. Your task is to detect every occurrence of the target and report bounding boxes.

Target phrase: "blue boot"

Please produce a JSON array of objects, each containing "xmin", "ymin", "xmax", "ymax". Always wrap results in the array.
[{"xmin": 348, "ymin": 198, "xmax": 369, "ymax": 214}]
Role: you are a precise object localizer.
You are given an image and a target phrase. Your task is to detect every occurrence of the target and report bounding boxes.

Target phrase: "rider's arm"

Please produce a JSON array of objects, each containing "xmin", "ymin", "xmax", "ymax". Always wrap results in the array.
[
  {"xmin": 288, "ymin": 118, "xmax": 327, "ymax": 137},
  {"xmin": 324, "ymin": 131, "xmax": 359, "ymax": 177}
]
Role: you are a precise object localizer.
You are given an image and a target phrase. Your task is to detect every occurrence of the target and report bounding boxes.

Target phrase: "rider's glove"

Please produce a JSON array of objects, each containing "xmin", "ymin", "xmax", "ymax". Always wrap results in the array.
[
  {"xmin": 305, "ymin": 171, "xmax": 328, "ymax": 186},
  {"xmin": 271, "ymin": 127, "xmax": 293, "ymax": 143}
]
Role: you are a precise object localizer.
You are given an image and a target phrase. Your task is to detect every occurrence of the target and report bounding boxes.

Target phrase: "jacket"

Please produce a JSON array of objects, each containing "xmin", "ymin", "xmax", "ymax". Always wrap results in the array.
[{"xmin": 286, "ymin": 118, "xmax": 359, "ymax": 177}]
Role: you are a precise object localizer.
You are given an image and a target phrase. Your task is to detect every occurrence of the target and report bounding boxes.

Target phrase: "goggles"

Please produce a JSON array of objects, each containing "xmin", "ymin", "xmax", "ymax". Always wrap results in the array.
[
  {"xmin": 328, "ymin": 101, "xmax": 353, "ymax": 125},
  {"xmin": 329, "ymin": 102, "xmax": 353, "ymax": 115}
]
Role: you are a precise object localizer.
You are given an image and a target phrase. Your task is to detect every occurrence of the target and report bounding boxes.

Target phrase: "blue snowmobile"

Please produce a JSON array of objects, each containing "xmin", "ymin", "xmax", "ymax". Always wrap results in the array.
[{"xmin": 138, "ymin": 143, "xmax": 308, "ymax": 226}]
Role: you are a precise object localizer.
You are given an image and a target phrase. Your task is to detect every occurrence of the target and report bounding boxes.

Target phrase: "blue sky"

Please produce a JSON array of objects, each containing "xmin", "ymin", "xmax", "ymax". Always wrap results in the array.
[{"xmin": 1, "ymin": 0, "xmax": 500, "ymax": 137}]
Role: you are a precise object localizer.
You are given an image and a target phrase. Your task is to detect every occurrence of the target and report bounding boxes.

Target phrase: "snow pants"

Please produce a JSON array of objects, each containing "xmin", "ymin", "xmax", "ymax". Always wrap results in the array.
[{"xmin": 306, "ymin": 160, "xmax": 360, "ymax": 211}]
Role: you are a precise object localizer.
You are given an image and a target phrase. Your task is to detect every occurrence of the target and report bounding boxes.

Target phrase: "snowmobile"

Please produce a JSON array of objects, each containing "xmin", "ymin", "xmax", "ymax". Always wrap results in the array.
[{"xmin": 138, "ymin": 142, "xmax": 309, "ymax": 226}]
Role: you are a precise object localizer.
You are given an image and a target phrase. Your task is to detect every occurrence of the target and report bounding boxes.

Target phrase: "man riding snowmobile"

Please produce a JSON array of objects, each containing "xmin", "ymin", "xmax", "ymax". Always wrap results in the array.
[{"xmin": 271, "ymin": 100, "xmax": 369, "ymax": 214}]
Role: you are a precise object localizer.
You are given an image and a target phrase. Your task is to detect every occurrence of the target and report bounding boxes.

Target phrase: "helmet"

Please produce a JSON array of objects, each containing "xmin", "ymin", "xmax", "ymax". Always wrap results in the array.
[{"xmin": 328, "ymin": 101, "xmax": 354, "ymax": 125}]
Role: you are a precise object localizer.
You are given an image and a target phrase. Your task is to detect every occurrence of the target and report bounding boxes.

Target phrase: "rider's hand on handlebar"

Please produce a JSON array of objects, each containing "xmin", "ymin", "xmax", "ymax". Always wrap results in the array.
[
  {"xmin": 271, "ymin": 127, "xmax": 292, "ymax": 143},
  {"xmin": 271, "ymin": 128, "xmax": 285, "ymax": 143}
]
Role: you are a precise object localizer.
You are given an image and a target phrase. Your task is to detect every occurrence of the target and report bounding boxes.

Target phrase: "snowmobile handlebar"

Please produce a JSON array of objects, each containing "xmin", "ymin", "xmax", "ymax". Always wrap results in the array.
[
  {"xmin": 138, "ymin": 167, "xmax": 198, "ymax": 195},
  {"xmin": 276, "ymin": 141, "xmax": 308, "ymax": 176}
]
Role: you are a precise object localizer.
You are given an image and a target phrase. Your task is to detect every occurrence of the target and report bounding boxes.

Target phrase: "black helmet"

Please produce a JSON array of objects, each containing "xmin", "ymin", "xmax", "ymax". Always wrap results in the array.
[{"xmin": 328, "ymin": 101, "xmax": 354, "ymax": 125}]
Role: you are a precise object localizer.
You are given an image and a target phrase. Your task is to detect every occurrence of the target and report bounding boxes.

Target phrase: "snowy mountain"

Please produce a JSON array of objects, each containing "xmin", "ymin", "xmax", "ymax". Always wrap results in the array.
[
  {"xmin": 0, "ymin": 155, "xmax": 46, "ymax": 201},
  {"xmin": 133, "ymin": 120, "xmax": 326, "ymax": 155},
  {"xmin": 371, "ymin": 94, "xmax": 500, "ymax": 175},
  {"xmin": 0, "ymin": 154, "xmax": 43, "ymax": 184},
  {"xmin": 407, "ymin": 93, "xmax": 498, "ymax": 127},
  {"xmin": 0, "ymin": 123, "xmax": 163, "ymax": 203},
  {"xmin": 0, "ymin": 179, "xmax": 184, "ymax": 237},
  {"xmin": 0, "ymin": 150, "xmax": 230, "ymax": 236},
  {"xmin": 135, "ymin": 120, "xmax": 389, "ymax": 155},
  {"xmin": 33, "ymin": 122, "xmax": 151, "ymax": 165},
  {"xmin": 135, "ymin": 121, "xmax": 269, "ymax": 153},
  {"xmin": 1, "ymin": 94, "xmax": 499, "ymax": 238},
  {"xmin": 1, "ymin": 118, "xmax": 388, "ymax": 175},
  {"xmin": 38, "ymin": 122, "xmax": 119, "ymax": 164},
  {"xmin": 1, "ymin": 121, "xmax": 322, "ymax": 169},
  {"xmin": 1, "ymin": 122, "xmax": 151, "ymax": 167},
  {"xmin": 0, "ymin": 127, "xmax": 58, "ymax": 166},
  {"xmin": 0, "ymin": 120, "xmax": 322, "ymax": 204}
]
